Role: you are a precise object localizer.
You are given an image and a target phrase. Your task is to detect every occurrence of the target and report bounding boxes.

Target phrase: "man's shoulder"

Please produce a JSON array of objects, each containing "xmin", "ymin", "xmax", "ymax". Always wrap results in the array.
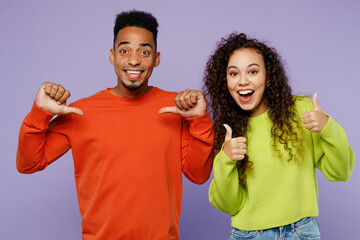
[
  {"xmin": 148, "ymin": 87, "xmax": 178, "ymax": 104},
  {"xmin": 152, "ymin": 87, "xmax": 177, "ymax": 98},
  {"xmin": 69, "ymin": 89, "xmax": 107, "ymax": 107}
]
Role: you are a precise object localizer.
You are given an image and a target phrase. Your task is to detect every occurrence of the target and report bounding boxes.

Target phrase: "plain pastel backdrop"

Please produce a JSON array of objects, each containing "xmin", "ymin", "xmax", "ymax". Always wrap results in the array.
[{"xmin": 0, "ymin": 0, "xmax": 359, "ymax": 239}]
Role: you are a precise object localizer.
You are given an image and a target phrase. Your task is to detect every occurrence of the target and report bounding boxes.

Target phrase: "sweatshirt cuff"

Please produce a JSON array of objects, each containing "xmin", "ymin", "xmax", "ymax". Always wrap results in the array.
[
  {"xmin": 27, "ymin": 101, "xmax": 54, "ymax": 129},
  {"xmin": 216, "ymin": 148, "xmax": 237, "ymax": 167},
  {"xmin": 185, "ymin": 110, "xmax": 213, "ymax": 129},
  {"xmin": 318, "ymin": 116, "xmax": 338, "ymax": 139}
]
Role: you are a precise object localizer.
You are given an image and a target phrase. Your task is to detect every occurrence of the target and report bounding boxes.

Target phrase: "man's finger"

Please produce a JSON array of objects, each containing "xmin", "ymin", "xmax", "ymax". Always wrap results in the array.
[
  {"xmin": 54, "ymin": 86, "xmax": 65, "ymax": 101},
  {"xmin": 174, "ymin": 91, "xmax": 190, "ymax": 111},
  {"xmin": 312, "ymin": 92, "xmax": 321, "ymax": 111},
  {"xmin": 158, "ymin": 106, "xmax": 180, "ymax": 115},
  {"xmin": 223, "ymin": 124, "xmax": 232, "ymax": 141},
  {"xmin": 183, "ymin": 93, "xmax": 196, "ymax": 108},
  {"xmin": 57, "ymin": 91, "xmax": 71, "ymax": 104},
  {"xmin": 44, "ymin": 82, "xmax": 52, "ymax": 94},
  {"xmin": 49, "ymin": 84, "xmax": 59, "ymax": 98},
  {"xmin": 63, "ymin": 106, "xmax": 84, "ymax": 116},
  {"xmin": 190, "ymin": 92, "xmax": 198, "ymax": 105},
  {"xmin": 190, "ymin": 90, "xmax": 203, "ymax": 104}
]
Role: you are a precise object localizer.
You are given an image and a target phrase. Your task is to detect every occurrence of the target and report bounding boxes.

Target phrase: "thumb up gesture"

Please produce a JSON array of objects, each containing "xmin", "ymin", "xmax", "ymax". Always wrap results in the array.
[
  {"xmin": 35, "ymin": 82, "xmax": 84, "ymax": 116},
  {"xmin": 301, "ymin": 92, "xmax": 328, "ymax": 133},
  {"xmin": 222, "ymin": 124, "xmax": 247, "ymax": 161}
]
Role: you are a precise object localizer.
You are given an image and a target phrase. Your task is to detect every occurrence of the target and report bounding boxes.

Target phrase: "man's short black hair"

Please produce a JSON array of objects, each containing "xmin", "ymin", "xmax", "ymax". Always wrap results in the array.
[{"xmin": 113, "ymin": 10, "xmax": 159, "ymax": 49}]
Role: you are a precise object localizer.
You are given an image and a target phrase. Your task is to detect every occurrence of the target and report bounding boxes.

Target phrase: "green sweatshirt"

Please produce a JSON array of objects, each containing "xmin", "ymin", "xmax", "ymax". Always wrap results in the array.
[{"xmin": 209, "ymin": 96, "xmax": 355, "ymax": 231}]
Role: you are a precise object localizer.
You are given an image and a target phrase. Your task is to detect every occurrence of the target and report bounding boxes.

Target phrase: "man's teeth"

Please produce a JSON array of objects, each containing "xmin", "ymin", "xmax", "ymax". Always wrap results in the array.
[
  {"xmin": 126, "ymin": 70, "xmax": 142, "ymax": 74},
  {"xmin": 238, "ymin": 90, "xmax": 254, "ymax": 95}
]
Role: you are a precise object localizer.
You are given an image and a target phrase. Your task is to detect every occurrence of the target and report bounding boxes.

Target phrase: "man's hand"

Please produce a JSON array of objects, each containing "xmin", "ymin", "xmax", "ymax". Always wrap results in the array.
[
  {"xmin": 35, "ymin": 82, "xmax": 83, "ymax": 115},
  {"xmin": 222, "ymin": 124, "xmax": 247, "ymax": 161},
  {"xmin": 158, "ymin": 89, "xmax": 207, "ymax": 118},
  {"xmin": 301, "ymin": 92, "xmax": 328, "ymax": 133}
]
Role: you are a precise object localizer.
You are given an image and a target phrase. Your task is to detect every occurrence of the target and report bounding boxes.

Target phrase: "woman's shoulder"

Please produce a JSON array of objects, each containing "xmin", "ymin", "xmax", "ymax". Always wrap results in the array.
[{"xmin": 293, "ymin": 95, "xmax": 313, "ymax": 114}]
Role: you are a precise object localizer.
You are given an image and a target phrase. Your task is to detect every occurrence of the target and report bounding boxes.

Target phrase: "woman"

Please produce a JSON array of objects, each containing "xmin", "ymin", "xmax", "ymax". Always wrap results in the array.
[{"xmin": 204, "ymin": 33, "xmax": 355, "ymax": 239}]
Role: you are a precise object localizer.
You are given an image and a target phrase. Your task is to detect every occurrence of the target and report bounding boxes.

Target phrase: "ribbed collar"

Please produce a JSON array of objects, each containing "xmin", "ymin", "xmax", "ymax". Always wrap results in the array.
[
  {"xmin": 248, "ymin": 109, "xmax": 270, "ymax": 125},
  {"xmin": 101, "ymin": 87, "xmax": 160, "ymax": 105}
]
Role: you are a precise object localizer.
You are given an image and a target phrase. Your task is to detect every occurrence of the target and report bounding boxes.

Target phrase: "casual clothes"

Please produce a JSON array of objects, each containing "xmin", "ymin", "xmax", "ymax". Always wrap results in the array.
[
  {"xmin": 17, "ymin": 87, "xmax": 214, "ymax": 240},
  {"xmin": 229, "ymin": 217, "xmax": 320, "ymax": 240},
  {"xmin": 209, "ymin": 95, "xmax": 354, "ymax": 231}
]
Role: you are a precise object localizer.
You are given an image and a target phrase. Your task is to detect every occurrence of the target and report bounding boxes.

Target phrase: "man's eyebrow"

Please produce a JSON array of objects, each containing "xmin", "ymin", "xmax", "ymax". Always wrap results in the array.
[
  {"xmin": 139, "ymin": 43, "xmax": 152, "ymax": 49},
  {"xmin": 117, "ymin": 41, "xmax": 130, "ymax": 48},
  {"xmin": 117, "ymin": 42, "xmax": 153, "ymax": 49}
]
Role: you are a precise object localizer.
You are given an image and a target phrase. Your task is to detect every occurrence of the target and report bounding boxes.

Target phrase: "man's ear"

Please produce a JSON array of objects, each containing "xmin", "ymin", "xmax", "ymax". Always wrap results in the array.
[
  {"xmin": 109, "ymin": 48, "xmax": 115, "ymax": 65},
  {"xmin": 154, "ymin": 52, "xmax": 161, "ymax": 67}
]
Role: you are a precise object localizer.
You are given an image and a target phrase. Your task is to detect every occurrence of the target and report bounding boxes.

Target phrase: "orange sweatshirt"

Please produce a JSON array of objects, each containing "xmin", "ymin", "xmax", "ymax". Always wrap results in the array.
[{"xmin": 17, "ymin": 87, "xmax": 214, "ymax": 240}]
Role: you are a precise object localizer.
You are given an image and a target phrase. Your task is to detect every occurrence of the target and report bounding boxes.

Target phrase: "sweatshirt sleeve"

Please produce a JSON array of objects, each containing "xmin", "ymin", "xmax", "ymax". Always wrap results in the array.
[
  {"xmin": 181, "ymin": 111, "xmax": 214, "ymax": 184},
  {"xmin": 313, "ymin": 116, "xmax": 355, "ymax": 181},
  {"xmin": 16, "ymin": 103, "xmax": 72, "ymax": 174},
  {"xmin": 208, "ymin": 150, "xmax": 247, "ymax": 215}
]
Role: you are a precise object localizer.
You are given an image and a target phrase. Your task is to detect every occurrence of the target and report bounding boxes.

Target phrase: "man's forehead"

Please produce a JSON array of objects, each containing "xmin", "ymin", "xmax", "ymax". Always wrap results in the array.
[{"xmin": 115, "ymin": 26, "xmax": 155, "ymax": 47}]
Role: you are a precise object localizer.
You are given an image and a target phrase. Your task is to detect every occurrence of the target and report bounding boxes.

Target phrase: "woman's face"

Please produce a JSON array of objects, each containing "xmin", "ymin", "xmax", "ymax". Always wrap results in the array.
[{"xmin": 226, "ymin": 48, "xmax": 268, "ymax": 117}]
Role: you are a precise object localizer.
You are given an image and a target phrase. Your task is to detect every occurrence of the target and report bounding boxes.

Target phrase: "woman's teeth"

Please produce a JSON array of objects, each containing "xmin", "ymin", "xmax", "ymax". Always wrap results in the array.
[{"xmin": 238, "ymin": 90, "xmax": 254, "ymax": 96}]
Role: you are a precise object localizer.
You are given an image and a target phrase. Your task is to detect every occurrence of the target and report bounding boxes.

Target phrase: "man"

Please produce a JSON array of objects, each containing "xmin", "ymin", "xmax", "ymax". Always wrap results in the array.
[{"xmin": 17, "ymin": 10, "xmax": 213, "ymax": 240}]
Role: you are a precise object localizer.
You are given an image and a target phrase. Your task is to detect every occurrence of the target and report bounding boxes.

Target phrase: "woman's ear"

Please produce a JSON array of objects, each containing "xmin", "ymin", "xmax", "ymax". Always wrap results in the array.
[{"xmin": 265, "ymin": 78, "xmax": 270, "ymax": 88}]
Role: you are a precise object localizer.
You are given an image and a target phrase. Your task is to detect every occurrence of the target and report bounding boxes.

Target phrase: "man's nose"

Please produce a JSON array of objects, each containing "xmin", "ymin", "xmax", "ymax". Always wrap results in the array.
[{"xmin": 128, "ymin": 53, "xmax": 140, "ymax": 66}]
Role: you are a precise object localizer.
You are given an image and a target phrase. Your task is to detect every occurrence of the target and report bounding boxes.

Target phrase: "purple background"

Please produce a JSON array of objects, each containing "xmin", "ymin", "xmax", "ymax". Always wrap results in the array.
[{"xmin": 1, "ymin": 0, "xmax": 359, "ymax": 239}]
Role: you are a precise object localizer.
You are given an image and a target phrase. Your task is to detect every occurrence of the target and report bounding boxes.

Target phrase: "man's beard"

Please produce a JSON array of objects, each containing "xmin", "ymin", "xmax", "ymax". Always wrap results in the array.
[{"xmin": 121, "ymin": 79, "xmax": 143, "ymax": 91}]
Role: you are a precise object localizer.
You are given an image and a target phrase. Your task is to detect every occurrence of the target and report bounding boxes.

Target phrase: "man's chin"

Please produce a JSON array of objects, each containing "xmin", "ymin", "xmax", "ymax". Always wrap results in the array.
[{"xmin": 122, "ymin": 80, "xmax": 143, "ymax": 91}]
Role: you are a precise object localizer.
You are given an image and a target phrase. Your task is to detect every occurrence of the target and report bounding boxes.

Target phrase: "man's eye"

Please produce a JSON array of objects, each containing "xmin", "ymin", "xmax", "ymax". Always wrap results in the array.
[
  {"xmin": 119, "ymin": 49, "xmax": 128, "ymax": 54},
  {"xmin": 141, "ymin": 50, "xmax": 150, "ymax": 55}
]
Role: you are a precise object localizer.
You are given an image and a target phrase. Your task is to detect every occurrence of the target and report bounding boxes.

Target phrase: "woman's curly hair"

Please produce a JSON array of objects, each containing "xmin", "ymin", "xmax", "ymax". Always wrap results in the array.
[{"xmin": 203, "ymin": 33, "xmax": 303, "ymax": 185}]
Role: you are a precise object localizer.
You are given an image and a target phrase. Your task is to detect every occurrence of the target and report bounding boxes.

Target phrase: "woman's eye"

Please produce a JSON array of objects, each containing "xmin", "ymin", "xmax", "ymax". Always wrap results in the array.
[
  {"xmin": 230, "ymin": 72, "xmax": 238, "ymax": 76},
  {"xmin": 249, "ymin": 70, "xmax": 257, "ymax": 75}
]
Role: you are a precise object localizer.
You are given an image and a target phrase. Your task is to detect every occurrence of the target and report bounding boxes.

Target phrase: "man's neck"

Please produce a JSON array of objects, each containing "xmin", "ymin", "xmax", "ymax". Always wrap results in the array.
[{"xmin": 109, "ymin": 85, "xmax": 153, "ymax": 99}]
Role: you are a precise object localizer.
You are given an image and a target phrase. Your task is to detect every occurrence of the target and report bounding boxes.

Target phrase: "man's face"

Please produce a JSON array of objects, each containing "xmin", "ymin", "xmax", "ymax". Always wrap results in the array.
[{"xmin": 110, "ymin": 26, "xmax": 160, "ymax": 96}]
